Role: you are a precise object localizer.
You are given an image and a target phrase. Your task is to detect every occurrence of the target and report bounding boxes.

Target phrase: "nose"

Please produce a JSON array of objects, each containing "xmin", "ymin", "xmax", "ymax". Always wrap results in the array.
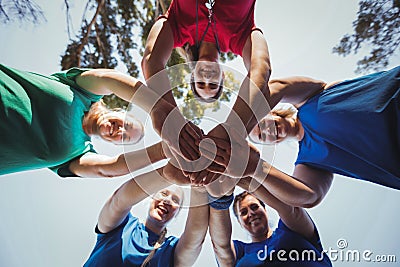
[{"xmin": 162, "ymin": 196, "xmax": 172, "ymax": 205}]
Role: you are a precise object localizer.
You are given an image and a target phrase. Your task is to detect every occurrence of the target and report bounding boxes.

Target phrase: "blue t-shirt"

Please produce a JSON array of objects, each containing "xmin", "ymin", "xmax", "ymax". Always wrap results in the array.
[
  {"xmin": 84, "ymin": 214, "xmax": 179, "ymax": 267},
  {"xmin": 296, "ymin": 66, "xmax": 400, "ymax": 189},
  {"xmin": 233, "ymin": 220, "xmax": 332, "ymax": 267}
]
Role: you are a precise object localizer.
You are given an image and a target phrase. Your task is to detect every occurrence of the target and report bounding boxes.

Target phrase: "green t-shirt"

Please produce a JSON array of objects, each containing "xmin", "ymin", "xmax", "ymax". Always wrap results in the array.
[{"xmin": 0, "ymin": 64, "xmax": 103, "ymax": 176}]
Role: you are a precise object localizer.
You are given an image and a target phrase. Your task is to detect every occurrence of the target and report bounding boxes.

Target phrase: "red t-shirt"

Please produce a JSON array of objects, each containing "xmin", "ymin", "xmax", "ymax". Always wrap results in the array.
[{"xmin": 163, "ymin": 0, "xmax": 257, "ymax": 56}]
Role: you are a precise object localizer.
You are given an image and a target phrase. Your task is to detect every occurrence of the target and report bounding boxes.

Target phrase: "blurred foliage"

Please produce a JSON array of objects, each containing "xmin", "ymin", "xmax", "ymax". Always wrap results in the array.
[{"xmin": 333, "ymin": 0, "xmax": 400, "ymax": 74}]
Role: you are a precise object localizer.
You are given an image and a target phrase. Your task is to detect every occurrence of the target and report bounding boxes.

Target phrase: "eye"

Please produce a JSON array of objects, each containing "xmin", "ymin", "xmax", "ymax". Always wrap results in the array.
[
  {"xmin": 240, "ymin": 209, "xmax": 247, "ymax": 216},
  {"xmin": 209, "ymin": 83, "xmax": 219, "ymax": 89},
  {"xmin": 250, "ymin": 204, "xmax": 259, "ymax": 211},
  {"xmin": 161, "ymin": 191, "xmax": 168, "ymax": 197},
  {"xmin": 196, "ymin": 82, "xmax": 206, "ymax": 89},
  {"xmin": 172, "ymin": 196, "xmax": 180, "ymax": 204}
]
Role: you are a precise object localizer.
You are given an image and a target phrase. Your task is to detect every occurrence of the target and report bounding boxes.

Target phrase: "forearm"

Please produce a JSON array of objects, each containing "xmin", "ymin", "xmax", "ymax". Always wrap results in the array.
[
  {"xmin": 226, "ymin": 31, "xmax": 272, "ymax": 135},
  {"xmin": 252, "ymin": 161, "xmax": 320, "ymax": 208},
  {"xmin": 174, "ymin": 188, "xmax": 209, "ymax": 267},
  {"xmin": 98, "ymin": 167, "xmax": 170, "ymax": 233},
  {"xmin": 209, "ymin": 207, "xmax": 235, "ymax": 267},
  {"xmin": 69, "ymin": 142, "xmax": 167, "ymax": 178}
]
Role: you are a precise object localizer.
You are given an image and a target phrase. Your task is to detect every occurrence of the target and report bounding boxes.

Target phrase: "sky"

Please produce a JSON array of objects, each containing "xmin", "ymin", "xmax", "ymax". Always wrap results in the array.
[{"xmin": 0, "ymin": 0, "xmax": 400, "ymax": 266}]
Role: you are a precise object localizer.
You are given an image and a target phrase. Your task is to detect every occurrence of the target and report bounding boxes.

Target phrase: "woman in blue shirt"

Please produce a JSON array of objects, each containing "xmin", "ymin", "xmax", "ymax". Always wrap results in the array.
[
  {"xmin": 84, "ymin": 167, "xmax": 209, "ymax": 267},
  {"xmin": 202, "ymin": 66, "xmax": 399, "ymax": 209}
]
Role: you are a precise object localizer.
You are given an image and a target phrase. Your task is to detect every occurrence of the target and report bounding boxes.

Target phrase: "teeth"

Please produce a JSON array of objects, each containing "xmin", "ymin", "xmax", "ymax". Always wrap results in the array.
[
  {"xmin": 158, "ymin": 206, "xmax": 168, "ymax": 214},
  {"xmin": 110, "ymin": 123, "xmax": 114, "ymax": 136}
]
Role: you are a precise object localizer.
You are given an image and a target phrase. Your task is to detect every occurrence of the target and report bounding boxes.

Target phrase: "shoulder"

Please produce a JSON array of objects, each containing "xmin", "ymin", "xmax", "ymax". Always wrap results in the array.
[{"xmin": 274, "ymin": 219, "xmax": 322, "ymax": 250}]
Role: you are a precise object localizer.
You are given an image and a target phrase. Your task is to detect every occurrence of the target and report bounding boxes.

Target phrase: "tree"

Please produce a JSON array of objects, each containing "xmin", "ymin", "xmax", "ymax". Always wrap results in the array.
[
  {"xmin": 59, "ymin": 0, "xmax": 238, "ymax": 122},
  {"xmin": 0, "ymin": 0, "xmax": 45, "ymax": 24},
  {"xmin": 333, "ymin": 0, "xmax": 400, "ymax": 74}
]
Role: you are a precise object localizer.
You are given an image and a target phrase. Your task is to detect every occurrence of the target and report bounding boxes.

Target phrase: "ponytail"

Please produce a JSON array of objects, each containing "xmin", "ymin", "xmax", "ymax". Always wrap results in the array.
[{"xmin": 140, "ymin": 228, "xmax": 168, "ymax": 267}]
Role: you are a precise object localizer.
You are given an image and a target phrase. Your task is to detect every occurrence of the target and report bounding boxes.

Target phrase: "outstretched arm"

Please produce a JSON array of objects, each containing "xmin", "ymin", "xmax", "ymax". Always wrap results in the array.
[
  {"xmin": 69, "ymin": 142, "xmax": 167, "ymax": 178},
  {"xmin": 141, "ymin": 18, "xmax": 203, "ymax": 162},
  {"xmin": 208, "ymin": 206, "xmax": 236, "ymax": 267},
  {"xmin": 200, "ymin": 130, "xmax": 333, "ymax": 208},
  {"xmin": 268, "ymin": 76, "xmax": 328, "ymax": 107},
  {"xmin": 97, "ymin": 167, "xmax": 171, "ymax": 233},
  {"xmin": 224, "ymin": 30, "xmax": 272, "ymax": 137},
  {"xmin": 174, "ymin": 188, "xmax": 209, "ymax": 267}
]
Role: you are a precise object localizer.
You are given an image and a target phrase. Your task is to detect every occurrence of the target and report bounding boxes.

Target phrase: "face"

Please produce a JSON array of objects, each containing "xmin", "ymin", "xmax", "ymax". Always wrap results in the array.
[
  {"xmin": 249, "ymin": 114, "xmax": 291, "ymax": 144},
  {"xmin": 193, "ymin": 61, "xmax": 223, "ymax": 99},
  {"xmin": 236, "ymin": 195, "xmax": 269, "ymax": 237},
  {"xmin": 97, "ymin": 112, "xmax": 143, "ymax": 144},
  {"xmin": 148, "ymin": 187, "xmax": 183, "ymax": 225}
]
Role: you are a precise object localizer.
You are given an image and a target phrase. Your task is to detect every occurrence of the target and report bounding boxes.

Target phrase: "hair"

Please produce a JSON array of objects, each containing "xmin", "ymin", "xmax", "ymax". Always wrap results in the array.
[
  {"xmin": 270, "ymin": 104, "xmax": 297, "ymax": 120},
  {"xmin": 232, "ymin": 191, "xmax": 266, "ymax": 220},
  {"xmin": 85, "ymin": 100, "xmax": 109, "ymax": 123},
  {"xmin": 86, "ymin": 100, "xmax": 145, "ymax": 145},
  {"xmin": 141, "ymin": 228, "xmax": 167, "ymax": 267},
  {"xmin": 141, "ymin": 186, "xmax": 185, "ymax": 267},
  {"xmin": 179, "ymin": 43, "xmax": 224, "ymax": 102}
]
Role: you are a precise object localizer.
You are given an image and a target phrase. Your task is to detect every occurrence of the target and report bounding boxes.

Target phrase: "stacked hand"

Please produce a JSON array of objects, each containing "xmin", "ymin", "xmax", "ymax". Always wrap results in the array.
[{"xmin": 157, "ymin": 118, "xmax": 261, "ymax": 190}]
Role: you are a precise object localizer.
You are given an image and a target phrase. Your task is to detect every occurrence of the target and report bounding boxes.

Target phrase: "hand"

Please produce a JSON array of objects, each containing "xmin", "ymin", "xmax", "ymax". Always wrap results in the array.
[
  {"xmin": 151, "ymin": 103, "xmax": 203, "ymax": 162},
  {"xmin": 162, "ymin": 160, "xmax": 192, "ymax": 186},
  {"xmin": 199, "ymin": 127, "xmax": 261, "ymax": 178}
]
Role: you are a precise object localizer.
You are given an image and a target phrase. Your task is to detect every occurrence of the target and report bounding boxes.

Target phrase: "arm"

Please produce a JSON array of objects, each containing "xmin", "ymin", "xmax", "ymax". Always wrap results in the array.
[
  {"xmin": 268, "ymin": 76, "xmax": 327, "ymax": 108},
  {"xmin": 208, "ymin": 207, "xmax": 236, "ymax": 267},
  {"xmin": 224, "ymin": 30, "xmax": 272, "ymax": 136},
  {"xmin": 174, "ymin": 188, "xmax": 209, "ymax": 267},
  {"xmin": 97, "ymin": 167, "xmax": 170, "ymax": 233},
  {"xmin": 69, "ymin": 142, "xmax": 167, "ymax": 178},
  {"xmin": 141, "ymin": 18, "xmax": 202, "ymax": 162},
  {"xmin": 200, "ymin": 130, "xmax": 333, "ymax": 208},
  {"xmin": 76, "ymin": 69, "xmax": 165, "ymax": 115},
  {"xmin": 252, "ymin": 162, "xmax": 333, "ymax": 208},
  {"xmin": 237, "ymin": 177, "xmax": 316, "ymax": 241}
]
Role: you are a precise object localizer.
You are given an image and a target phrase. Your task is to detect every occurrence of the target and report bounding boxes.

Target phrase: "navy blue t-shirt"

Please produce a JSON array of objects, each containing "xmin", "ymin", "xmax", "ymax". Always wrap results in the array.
[
  {"xmin": 296, "ymin": 66, "xmax": 400, "ymax": 189},
  {"xmin": 84, "ymin": 213, "xmax": 179, "ymax": 267},
  {"xmin": 233, "ymin": 220, "xmax": 332, "ymax": 267}
]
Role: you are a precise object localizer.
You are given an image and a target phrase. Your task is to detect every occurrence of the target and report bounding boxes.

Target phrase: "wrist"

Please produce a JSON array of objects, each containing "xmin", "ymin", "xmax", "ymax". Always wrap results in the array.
[
  {"xmin": 253, "ymin": 160, "xmax": 269, "ymax": 182},
  {"xmin": 207, "ymin": 192, "xmax": 234, "ymax": 210}
]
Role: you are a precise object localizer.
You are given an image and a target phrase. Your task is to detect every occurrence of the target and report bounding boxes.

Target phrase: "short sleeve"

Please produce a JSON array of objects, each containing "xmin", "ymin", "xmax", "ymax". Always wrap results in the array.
[
  {"xmin": 233, "ymin": 240, "xmax": 245, "ymax": 262},
  {"xmin": 50, "ymin": 68, "xmax": 103, "ymax": 102},
  {"xmin": 49, "ymin": 145, "xmax": 97, "ymax": 178}
]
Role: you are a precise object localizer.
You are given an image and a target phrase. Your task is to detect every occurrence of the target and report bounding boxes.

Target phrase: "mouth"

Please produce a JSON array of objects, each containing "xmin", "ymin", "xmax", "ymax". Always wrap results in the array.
[
  {"xmin": 249, "ymin": 218, "xmax": 261, "ymax": 225},
  {"xmin": 157, "ymin": 205, "xmax": 169, "ymax": 215}
]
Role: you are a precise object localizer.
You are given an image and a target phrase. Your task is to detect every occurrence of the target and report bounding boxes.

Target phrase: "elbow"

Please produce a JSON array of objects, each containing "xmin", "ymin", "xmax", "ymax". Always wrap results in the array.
[
  {"xmin": 298, "ymin": 190, "xmax": 323, "ymax": 208},
  {"xmin": 109, "ymin": 187, "xmax": 128, "ymax": 214}
]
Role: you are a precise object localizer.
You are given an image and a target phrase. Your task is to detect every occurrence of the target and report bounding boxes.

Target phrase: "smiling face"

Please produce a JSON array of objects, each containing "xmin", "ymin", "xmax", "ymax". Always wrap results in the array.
[
  {"xmin": 192, "ymin": 61, "xmax": 224, "ymax": 101},
  {"xmin": 148, "ymin": 186, "xmax": 184, "ymax": 226},
  {"xmin": 236, "ymin": 194, "xmax": 269, "ymax": 238},
  {"xmin": 249, "ymin": 113, "xmax": 295, "ymax": 144},
  {"xmin": 97, "ymin": 111, "xmax": 144, "ymax": 145}
]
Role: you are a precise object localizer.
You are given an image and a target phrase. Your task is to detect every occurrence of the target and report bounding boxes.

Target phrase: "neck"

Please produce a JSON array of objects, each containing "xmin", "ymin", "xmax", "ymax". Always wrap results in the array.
[
  {"xmin": 198, "ymin": 41, "xmax": 219, "ymax": 62},
  {"xmin": 294, "ymin": 118, "xmax": 304, "ymax": 141},
  {"xmin": 251, "ymin": 228, "xmax": 273, "ymax": 243},
  {"xmin": 145, "ymin": 218, "xmax": 165, "ymax": 235}
]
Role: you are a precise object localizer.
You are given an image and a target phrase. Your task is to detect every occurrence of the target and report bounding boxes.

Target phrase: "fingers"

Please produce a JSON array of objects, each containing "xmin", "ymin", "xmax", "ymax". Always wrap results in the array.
[
  {"xmin": 203, "ymin": 172, "xmax": 220, "ymax": 185},
  {"xmin": 200, "ymin": 138, "xmax": 231, "ymax": 167},
  {"xmin": 207, "ymin": 162, "xmax": 226, "ymax": 174}
]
